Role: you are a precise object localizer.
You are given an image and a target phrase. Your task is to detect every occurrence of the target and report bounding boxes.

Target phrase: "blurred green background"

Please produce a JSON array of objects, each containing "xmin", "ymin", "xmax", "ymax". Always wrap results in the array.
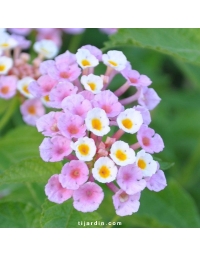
[{"xmin": 0, "ymin": 28, "xmax": 200, "ymax": 228}]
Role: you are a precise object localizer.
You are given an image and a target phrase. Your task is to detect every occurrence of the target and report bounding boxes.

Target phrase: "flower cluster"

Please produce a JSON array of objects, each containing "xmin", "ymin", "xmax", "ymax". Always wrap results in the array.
[
  {"xmin": 34, "ymin": 45, "xmax": 167, "ymax": 216},
  {"xmin": 0, "ymin": 29, "xmax": 118, "ymax": 126}
]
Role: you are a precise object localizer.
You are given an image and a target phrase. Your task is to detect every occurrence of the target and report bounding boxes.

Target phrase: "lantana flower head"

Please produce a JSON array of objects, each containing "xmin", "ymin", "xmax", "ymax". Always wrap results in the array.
[{"xmin": 31, "ymin": 44, "xmax": 167, "ymax": 217}]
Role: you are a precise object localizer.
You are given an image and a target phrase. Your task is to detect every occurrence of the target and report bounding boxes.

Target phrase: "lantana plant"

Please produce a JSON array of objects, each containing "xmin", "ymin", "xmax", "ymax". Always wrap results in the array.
[{"xmin": 31, "ymin": 45, "xmax": 167, "ymax": 217}]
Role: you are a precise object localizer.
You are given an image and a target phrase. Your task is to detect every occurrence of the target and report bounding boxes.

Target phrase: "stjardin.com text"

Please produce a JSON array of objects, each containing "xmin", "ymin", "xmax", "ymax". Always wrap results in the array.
[{"xmin": 78, "ymin": 221, "xmax": 122, "ymax": 226}]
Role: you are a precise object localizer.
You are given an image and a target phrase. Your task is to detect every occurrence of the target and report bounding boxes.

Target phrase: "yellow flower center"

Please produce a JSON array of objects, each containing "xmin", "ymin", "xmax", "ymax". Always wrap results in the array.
[
  {"xmin": 78, "ymin": 144, "xmax": 90, "ymax": 156},
  {"xmin": 28, "ymin": 105, "xmax": 36, "ymax": 115},
  {"xmin": 91, "ymin": 118, "xmax": 102, "ymax": 131},
  {"xmin": 99, "ymin": 165, "xmax": 110, "ymax": 178},
  {"xmin": 23, "ymin": 85, "xmax": 29, "ymax": 94},
  {"xmin": 1, "ymin": 43, "xmax": 9, "ymax": 48},
  {"xmin": 115, "ymin": 150, "xmax": 127, "ymax": 161},
  {"xmin": 138, "ymin": 159, "xmax": 146, "ymax": 169},
  {"xmin": 70, "ymin": 169, "xmax": 80, "ymax": 178},
  {"xmin": 108, "ymin": 60, "xmax": 118, "ymax": 67},
  {"xmin": 44, "ymin": 95, "xmax": 50, "ymax": 102},
  {"xmin": 81, "ymin": 59, "xmax": 91, "ymax": 67},
  {"xmin": 87, "ymin": 82, "xmax": 96, "ymax": 91},
  {"xmin": 0, "ymin": 65, "xmax": 6, "ymax": 72},
  {"xmin": 0, "ymin": 86, "xmax": 9, "ymax": 94},
  {"xmin": 122, "ymin": 118, "xmax": 133, "ymax": 129}
]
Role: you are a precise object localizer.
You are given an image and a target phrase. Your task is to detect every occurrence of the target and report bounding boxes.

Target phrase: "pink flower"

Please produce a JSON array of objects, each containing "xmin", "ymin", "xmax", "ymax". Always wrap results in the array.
[
  {"xmin": 49, "ymin": 81, "xmax": 78, "ymax": 108},
  {"xmin": 39, "ymin": 60, "xmax": 55, "ymax": 75},
  {"xmin": 122, "ymin": 69, "xmax": 152, "ymax": 87},
  {"xmin": 59, "ymin": 160, "xmax": 89, "ymax": 190},
  {"xmin": 47, "ymin": 62, "xmax": 81, "ymax": 82},
  {"xmin": 29, "ymin": 75, "xmax": 57, "ymax": 98},
  {"xmin": 117, "ymin": 164, "xmax": 146, "ymax": 195},
  {"xmin": 137, "ymin": 124, "xmax": 164, "ymax": 153},
  {"xmin": 36, "ymin": 111, "xmax": 62, "ymax": 137},
  {"xmin": 45, "ymin": 174, "xmax": 73, "ymax": 204},
  {"xmin": 61, "ymin": 94, "xmax": 92, "ymax": 118},
  {"xmin": 81, "ymin": 45, "xmax": 102, "ymax": 61},
  {"xmin": 92, "ymin": 90, "xmax": 124, "ymax": 117},
  {"xmin": 145, "ymin": 170, "xmax": 167, "ymax": 192},
  {"xmin": 79, "ymin": 90, "xmax": 94, "ymax": 101},
  {"xmin": 112, "ymin": 190, "xmax": 141, "ymax": 216},
  {"xmin": 0, "ymin": 75, "xmax": 17, "ymax": 99},
  {"xmin": 73, "ymin": 182, "xmax": 104, "ymax": 212},
  {"xmin": 134, "ymin": 105, "xmax": 151, "ymax": 125},
  {"xmin": 39, "ymin": 136, "xmax": 72, "ymax": 162},
  {"xmin": 57, "ymin": 112, "xmax": 86, "ymax": 139},
  {"xmin": 55, "ymin": 50, "xmax": 76, "ymax": 66},
  {"xmin": 138, "ymin": 87, "xmax": 161, "ymax": 110},
  {"xmin": 20, "ymin": 98, "xmax": 45, "ymax": 126}
]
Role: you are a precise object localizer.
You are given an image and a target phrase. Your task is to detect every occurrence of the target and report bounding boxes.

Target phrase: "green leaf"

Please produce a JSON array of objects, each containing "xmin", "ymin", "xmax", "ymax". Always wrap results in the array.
[
  {"xmin": 0, "ymin": 125, "xmax": 43, "ymax": 172},
  {"xmin": 97, "ymin": 179, "xmax": 200, "ymax": 228},
  {"xmin": 153, "ymin": 157, "xmax": 174, "ymax": 170},
  {"xmin": 0, "ymin": 97, "xmax": 18, "ymax": 132},
  {"xmin": 104, "ymin": 28, "xmax": 200, "ymax": 66},
  {"xmin": 40, "ymin": 199, "xmax": 102, "ymax": 228},
  {"xmin": 136, "ymin": 179, "xmax": 200, "ymax": 227},
  {"xmin": 0, "ymin": 157, "xmax": 62, "ymax": 185},
  {"xmin": 0, "ymin": 202, "xmax": 40, "ymax": 227}
]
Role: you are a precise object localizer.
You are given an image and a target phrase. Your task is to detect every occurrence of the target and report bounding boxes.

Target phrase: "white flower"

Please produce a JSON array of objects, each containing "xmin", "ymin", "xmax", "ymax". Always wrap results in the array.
[
  {"xmin": 0, "ymin": 56, "xmax": 13, "ymax": 75},
  {"xmin": 71, "ymin": 137, "xmax": 96, "ymax": 161},
  {"xmin": 102, "ymin": 50, "xmax": 127, "ymax": 71},
  {"xmin": 85, "ymin": 108, "xmax": 110, "ymax": 136},
  {"xmin": 41, "ymin": 95, "xmax": 51, "ymax": 107},
  {"xmin": 110, "ymin": 141, "xmax": 136, "ymax": 166},
  {"xmin": 117, "ymin": 108, "xmax": 143, "ymax": 134},
  {"xmin": 0, "ymin": 32, "xmax": 17, "ymax": 50},
  {"xmin": 33, "ymin": 40, "xmax": 58, "ymax": 59},
  {"xmin": 81, "ymin": 74, "xmax": 103, "ymax": 94},
  {"xmin": 76, "ymin": 49, "xmax": 99, "ymax": 69},
  {"xmin": 136, "ymin": 149, "xmax": 157, "ymax": 177},
  {"xmin": 17, "ymin": 77, "xmax": 35, "ymax": 98},
  {"xmin": 92, "ymin": 157, "xmax": 118, "ymax": 183}
]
